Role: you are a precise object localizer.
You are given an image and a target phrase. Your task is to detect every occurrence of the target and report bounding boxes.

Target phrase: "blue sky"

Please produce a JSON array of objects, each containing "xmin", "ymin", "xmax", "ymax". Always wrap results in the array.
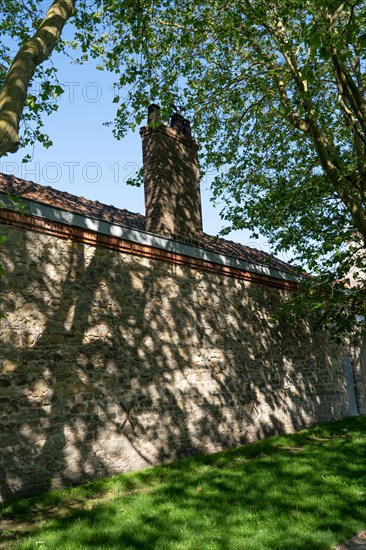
[{"xmin": 0, "ymin": 46, "xmax": 279, "ymax": 258}]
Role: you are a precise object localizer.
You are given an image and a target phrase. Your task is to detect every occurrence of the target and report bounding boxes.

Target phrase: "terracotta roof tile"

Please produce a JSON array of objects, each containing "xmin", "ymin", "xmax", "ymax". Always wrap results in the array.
[
  {"xmin": 0, "ymin": 173, "xmax": 145, "ymax": 231},
  {"xmin": 0, "ymin": 173, "xmax": 294, "ymax": 273}
]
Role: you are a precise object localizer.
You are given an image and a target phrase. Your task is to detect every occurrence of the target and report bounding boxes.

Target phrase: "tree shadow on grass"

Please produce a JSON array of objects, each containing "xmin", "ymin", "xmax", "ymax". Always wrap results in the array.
[{"xmin": 1, "ymin": 417, "xmax": 365, "ymax": 550}]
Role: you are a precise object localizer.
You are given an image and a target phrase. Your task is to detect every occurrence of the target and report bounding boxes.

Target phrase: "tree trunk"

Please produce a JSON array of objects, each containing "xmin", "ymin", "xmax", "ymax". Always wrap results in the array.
[{"xmin": 0, "ymin": 0, "xmax": 76, "ymax": 157}]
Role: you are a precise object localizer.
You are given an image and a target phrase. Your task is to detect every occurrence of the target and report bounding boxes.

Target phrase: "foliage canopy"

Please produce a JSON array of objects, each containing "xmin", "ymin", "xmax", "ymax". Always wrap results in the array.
[{"xmin": 1, "ymin": 0, "xmax": 366, "ymax": 335}]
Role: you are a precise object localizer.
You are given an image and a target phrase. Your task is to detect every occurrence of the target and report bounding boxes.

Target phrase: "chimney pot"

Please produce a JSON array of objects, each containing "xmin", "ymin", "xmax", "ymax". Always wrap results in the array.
[
  {"xmin": 182, "ymin": 118, "xmax": 192, "ymax": 139},
  {"xmin": 170, "ymin": 112, "xmax": 192, "ymax": 139},
  {"xmin": 170, "ymin": 112, "xmax": 185, "ymax": 133},
  {"xmin": 147, "ymin": 104, "xmax": 161, "ymax": 125}
]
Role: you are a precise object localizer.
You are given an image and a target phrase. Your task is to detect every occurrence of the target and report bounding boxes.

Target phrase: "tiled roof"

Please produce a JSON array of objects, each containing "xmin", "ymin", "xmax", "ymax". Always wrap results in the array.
[{"xmin": 0, "ymin": 173, "xmax": 294, "ymax": 273}]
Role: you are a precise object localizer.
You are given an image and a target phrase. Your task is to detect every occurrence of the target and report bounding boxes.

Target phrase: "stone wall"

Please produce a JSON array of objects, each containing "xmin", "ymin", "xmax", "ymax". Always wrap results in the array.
[{"xmin": 0, "ymin": 221, "xmax": 361, "ymax": 502}]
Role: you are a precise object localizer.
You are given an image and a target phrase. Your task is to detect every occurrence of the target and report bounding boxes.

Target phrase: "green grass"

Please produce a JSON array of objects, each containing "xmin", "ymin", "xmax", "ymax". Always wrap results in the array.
[{"xmin": 1, "ymin": 417, "xmax": 366, "ymax": 549}]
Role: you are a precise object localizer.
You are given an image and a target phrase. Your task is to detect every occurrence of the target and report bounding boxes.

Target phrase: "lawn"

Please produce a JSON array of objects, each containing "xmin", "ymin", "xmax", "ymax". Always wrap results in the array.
[{"xmin": 1, "ymin": 416, "xmax": 365, "ymax": 550}]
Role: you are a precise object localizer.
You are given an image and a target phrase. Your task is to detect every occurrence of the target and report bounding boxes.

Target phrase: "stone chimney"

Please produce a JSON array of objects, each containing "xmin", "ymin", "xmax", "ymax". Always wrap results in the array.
[{"xmin": 140, "ymin": 104, "xmax": 203, "ymax": 245}]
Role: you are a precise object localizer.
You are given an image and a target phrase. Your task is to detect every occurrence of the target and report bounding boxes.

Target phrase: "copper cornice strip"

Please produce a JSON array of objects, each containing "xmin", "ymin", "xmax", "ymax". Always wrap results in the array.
[{"xmin": 0, "ymin": 210, "xmax": 299, "ymax": 291}]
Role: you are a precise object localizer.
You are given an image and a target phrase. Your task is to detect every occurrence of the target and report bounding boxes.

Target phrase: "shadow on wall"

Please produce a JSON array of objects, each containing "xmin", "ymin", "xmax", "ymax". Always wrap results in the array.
[{"xmin": 0, "ymin": 224, "xmax": 348, "ymax": 502}]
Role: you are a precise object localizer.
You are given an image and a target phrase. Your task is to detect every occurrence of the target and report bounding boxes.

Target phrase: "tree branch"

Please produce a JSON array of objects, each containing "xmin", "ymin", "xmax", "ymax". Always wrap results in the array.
[
  {"xmin": 0, "ymin": 0, "xmax": 75, "ymax": 157},
  {"xmin": 269, "ymin": 14, "xmax": 366, "ymax": 237},
  {"xmin": 331, "ymin": 47, "xmax": 366, "ymax": 137},
  {"xmin": 276, "ymin": 78, "xmax": 309, "ymax": 132},
  {"xmin": 337, "ymin": 87, "xmax": 366, "ymax": 170}
]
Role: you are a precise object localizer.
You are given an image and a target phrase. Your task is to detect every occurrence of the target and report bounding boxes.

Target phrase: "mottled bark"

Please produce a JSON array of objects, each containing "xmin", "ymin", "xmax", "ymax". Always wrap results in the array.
[{"xmin": 0, "ymin": 0, "xmax": 76, "ymax": 157}]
